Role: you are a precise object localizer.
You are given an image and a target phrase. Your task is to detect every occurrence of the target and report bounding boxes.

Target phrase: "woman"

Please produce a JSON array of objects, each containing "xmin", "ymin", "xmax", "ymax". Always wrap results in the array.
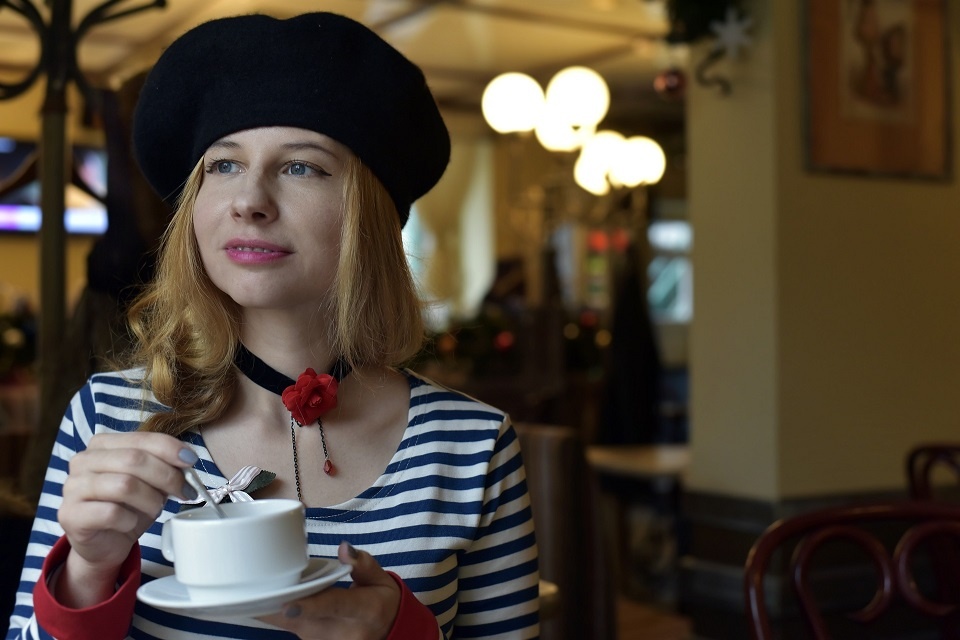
[{"xmin": 6, "ymin": 11, "xmax": 539, "ymax": 640}]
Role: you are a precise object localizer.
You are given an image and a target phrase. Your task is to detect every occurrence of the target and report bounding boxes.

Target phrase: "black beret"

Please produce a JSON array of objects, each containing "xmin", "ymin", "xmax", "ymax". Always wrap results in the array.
[{"xmin": 132, "ymin": 12, "xmax": 450, "ymax": 226}]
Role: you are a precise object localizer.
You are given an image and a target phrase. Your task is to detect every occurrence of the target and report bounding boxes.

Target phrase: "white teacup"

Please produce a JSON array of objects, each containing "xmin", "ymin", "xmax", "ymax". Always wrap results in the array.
[{"xmin": 161, "ymin": 498, "xmax": 308, "ymax": 603}]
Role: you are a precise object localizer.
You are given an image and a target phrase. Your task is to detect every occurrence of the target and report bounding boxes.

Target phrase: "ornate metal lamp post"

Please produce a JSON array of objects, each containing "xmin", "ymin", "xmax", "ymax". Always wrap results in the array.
[{"xmin": 0, "ymin": 0, "xmax": 165, "ymax": 475}]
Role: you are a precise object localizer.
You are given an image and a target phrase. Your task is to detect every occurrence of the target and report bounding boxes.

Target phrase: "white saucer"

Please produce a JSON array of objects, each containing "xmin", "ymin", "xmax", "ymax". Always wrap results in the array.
[{"xmin": 137, "ymin": 557, "xmax": 352, "ymax": 620}]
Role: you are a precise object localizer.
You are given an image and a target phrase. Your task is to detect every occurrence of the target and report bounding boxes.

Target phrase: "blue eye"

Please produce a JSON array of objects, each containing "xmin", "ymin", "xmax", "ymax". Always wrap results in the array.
[
  {"xmin": 204, "ymin": 159, "xmax": 239, "ymax": 174},
  {"xmin": 284, "ymin": 161, "xmax": 331, "ymax": 177}
]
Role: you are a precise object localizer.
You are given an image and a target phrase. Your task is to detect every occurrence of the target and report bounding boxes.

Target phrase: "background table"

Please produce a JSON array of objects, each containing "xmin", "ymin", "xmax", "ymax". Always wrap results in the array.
[
  {"xmin": 0, "ymin": 383, "xmax": 38, "ymax": 489},
  {"xmin": 586, "ymin": 444, "xmax": 689, "ymax": 482},
  {"xmin": 586, "ymin": 444, "xmax": 690, "ymax": 602}
]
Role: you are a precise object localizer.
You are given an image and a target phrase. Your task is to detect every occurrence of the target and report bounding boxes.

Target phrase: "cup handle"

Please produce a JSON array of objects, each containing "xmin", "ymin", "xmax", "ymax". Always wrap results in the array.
[{"xmin": 160, "ymin": 520, "xmax": 175, "ymax": 562}]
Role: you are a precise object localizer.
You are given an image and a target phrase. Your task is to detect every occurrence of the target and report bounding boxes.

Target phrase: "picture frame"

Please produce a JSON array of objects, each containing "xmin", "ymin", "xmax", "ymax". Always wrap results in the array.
[{"xmin": 803, "ymin": 0, "xmax": 951, "ymax": 179}]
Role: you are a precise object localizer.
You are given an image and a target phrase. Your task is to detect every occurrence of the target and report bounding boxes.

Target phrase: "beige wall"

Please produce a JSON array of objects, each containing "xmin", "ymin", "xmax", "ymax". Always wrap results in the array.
[
  {"xmin": 0, "ymin": 234, "xmax": 94, "ymax": 311},
  {"xmin": 0, "ymin": 81, "xmax": 104, "ymax": 145},
  {"xmin": 686, "ymin": 10, "xmax": 779, "ymax": 500},
  {"xmin": 1, "ymin": 81, "xmax": 46, "ymax": 141},
  {"xmin": 688, "ymin": 0, "xmax": 960, "ymax": 501}
]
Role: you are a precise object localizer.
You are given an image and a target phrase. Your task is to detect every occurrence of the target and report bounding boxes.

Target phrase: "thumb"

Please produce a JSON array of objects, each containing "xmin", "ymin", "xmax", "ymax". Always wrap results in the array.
[{"xmin": 338, "ymin": 542, "xmax": 395, "ymax": 588}]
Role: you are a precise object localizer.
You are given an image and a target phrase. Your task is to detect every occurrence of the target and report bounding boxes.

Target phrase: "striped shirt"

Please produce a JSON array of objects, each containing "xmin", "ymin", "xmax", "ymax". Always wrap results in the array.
[{"xmin": 6, "ymin": 369, "xmax": 540, "ymax": 639}]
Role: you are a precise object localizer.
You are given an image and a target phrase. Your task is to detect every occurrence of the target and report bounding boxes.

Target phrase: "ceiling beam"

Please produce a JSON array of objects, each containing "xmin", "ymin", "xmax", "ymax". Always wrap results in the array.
[
  {"xmin": 432, "ymin": 0, "xmax": 663, "ymax": 41},
  {"xmin": 369, "ymin": 0, "xmax": 451, "ymax": 31}
]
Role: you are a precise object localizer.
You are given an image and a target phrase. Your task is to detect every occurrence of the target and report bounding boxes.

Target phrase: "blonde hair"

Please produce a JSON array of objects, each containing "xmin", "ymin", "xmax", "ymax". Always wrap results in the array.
[{"xmin": 128, "ymin": 155, "xmax": 424, "ymax": 435}]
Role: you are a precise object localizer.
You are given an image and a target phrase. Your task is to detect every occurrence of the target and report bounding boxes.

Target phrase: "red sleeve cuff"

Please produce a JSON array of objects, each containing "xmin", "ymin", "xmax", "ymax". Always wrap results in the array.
[
  {"xmin": 33, "ymin": 536, "xmax": 141, "ymax": 640},
  {"xmin": 385, "ymin": 571, "xmax": 440, "ymax": 640}
]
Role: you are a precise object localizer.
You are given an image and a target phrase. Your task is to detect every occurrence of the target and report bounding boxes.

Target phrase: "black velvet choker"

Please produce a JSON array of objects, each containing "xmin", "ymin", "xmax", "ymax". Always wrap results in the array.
[
  {"xmin": 233, "ymin": 343, "xmax": 352, "ymax": 394},
  {"xmin": 232, "ymin": 343, "xmax": 352, "ymax": 485}
]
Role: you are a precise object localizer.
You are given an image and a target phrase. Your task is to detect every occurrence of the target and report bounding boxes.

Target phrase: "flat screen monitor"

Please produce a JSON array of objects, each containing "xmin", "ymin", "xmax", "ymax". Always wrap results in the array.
[{"xmin": 0, "ymin": 137, "xmax": 108, "ymax": 235}]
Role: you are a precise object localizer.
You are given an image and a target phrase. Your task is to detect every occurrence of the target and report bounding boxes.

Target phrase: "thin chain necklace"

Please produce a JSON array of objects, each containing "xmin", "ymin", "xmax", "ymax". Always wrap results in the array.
[{"xmin": 233, "ymin": 343, "xmax": 352, "ymax": 503}]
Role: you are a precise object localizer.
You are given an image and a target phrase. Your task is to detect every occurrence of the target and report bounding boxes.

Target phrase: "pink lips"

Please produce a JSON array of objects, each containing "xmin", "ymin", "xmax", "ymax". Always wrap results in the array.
[{"xmin": 224, "ymin": 239, "xmax": 292, "ymax": 264}]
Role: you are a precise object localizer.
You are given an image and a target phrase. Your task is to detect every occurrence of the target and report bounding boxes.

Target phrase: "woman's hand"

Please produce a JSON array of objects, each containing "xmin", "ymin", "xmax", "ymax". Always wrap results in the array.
[
  {"xmin": 260, "ymin": 542, "xmax": 401, "ymax": 640},
  {"xmin": 56, "ymin": 432, "xmax": 198, "ymax": 607}
]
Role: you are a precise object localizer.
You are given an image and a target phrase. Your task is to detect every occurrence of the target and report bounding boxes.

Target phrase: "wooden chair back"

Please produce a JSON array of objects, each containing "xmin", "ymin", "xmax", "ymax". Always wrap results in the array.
[
  {"xmin": 515, "ymin": 422, "xmax": 616, "ymax": 640},
  {"xmin": 908, "ymin": 444, "xmax": 960, "ymax": 501},
  {"xmin": 744, "ymin": 501, "xmax": 960, "ymax": 639}
]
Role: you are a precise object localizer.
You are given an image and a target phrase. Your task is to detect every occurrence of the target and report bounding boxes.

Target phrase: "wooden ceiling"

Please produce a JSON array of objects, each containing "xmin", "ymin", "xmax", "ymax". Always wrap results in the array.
[{"xmin": 0, "ymin": 0, "xmax": 686, "ymax": 130}]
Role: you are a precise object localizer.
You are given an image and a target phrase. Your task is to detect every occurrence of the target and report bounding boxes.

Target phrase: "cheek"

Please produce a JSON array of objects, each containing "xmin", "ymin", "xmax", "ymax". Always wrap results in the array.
[
  {"xmin": 191, "ymin": 201, "xmax": 219, "ymax": 269},
  {"xmin": 192, "ymin": 191, "xmax": 217, "ymax": 244},
  {"xmin": 298, "ymin": 197, "xmax": 342, "ymax": 248},
  {"xmin": 317, "ymin": 220, "xmax": 343, "ymax": 267}
]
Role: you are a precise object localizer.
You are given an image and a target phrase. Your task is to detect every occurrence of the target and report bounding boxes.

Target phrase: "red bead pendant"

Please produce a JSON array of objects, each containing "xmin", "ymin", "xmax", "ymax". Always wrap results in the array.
[{"xmin": 323, "ymin": 459, "xmax": 335, "ymax": 475}]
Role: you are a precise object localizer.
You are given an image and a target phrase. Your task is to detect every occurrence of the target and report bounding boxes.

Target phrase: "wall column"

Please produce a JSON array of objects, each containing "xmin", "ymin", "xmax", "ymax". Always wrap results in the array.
[{"xmin": 682, "ymin": 1, "xmax": 960, "ymax": 635}]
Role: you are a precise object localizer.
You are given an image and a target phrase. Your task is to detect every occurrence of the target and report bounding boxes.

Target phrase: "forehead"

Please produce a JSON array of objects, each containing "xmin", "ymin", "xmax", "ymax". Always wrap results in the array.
[{"xmin": 205, "ymin": 126, "xmax": 353, "ymax": 161}]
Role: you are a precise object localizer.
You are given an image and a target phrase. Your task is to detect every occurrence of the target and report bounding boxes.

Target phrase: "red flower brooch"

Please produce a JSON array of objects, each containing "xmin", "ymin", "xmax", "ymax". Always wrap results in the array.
[{"xmin": 281, "ymin": 368, "xmax": 339, "ymax": 425}]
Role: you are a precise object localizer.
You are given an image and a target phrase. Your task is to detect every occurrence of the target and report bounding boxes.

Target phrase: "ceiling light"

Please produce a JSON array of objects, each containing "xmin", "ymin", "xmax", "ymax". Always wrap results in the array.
[
  {"xmin": 610, "ymin": 136, "xmax": 666, "ymax": 187},
  {"xmin": 611, "ymin": 136, "xmax": 667, "ymax": 187},
  {"xmin": 575, "ymin": 130, "xmax": 666, "ymax": 193},
  {"xmin": 573, "ymin": 152, "xmax": 610, "ymax": 196},
  {"xmin": 534, "ymin": 105, "xmax": 595, "ymax": 152},
  {"xmin": 575, "ymin": 129, "xmax": 624, "ymax": 192},
  {"xmin": 544, "ymin": 66, "xmax": 610, "ymax": 130},
  {"xmin": 481, "ymin": 72, "xmax": 545, "ymax": 134}
]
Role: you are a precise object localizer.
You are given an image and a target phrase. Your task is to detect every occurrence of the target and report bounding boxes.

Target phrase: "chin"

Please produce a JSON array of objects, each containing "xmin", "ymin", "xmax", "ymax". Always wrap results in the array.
[{"xmin": 228, "ymin": 292, "xmax": 324, "ymax": 316}]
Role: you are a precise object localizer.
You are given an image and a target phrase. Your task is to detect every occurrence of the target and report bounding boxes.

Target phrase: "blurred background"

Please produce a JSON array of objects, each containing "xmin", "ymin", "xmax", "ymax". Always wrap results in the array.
[{"xmin": 3, "ymin": 1, "xmax": 960, "ymax": 638}]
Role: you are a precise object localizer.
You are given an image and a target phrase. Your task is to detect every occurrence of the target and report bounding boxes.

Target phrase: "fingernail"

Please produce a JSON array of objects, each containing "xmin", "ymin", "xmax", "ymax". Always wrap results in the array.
[
  {"xmin": 284, "ymin": 604, "xmax": 302, "ymax": 619},
  {"xmin": 182, "ymin": 482, "xmax": 199, "ymax": 500},
  {"xmin": 346, "ymin": 543, "xmax": 359, "ymax": 559},
  {"xmin": 179, "ymin": 448, "xmax": 199, "ymax": 465}
]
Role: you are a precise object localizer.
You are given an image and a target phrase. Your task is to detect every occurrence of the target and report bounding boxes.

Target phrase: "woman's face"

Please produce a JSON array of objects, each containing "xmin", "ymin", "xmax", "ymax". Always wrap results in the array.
[{"xmin": 193, "ymin": 126, "xmax": 351, "ymax": 315}]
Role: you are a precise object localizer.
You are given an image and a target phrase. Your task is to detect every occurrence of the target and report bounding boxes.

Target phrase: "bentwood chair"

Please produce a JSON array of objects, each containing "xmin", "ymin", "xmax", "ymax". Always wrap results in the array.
[
  {"xmin": 908, "ymin": 444, "xmax": 960, "ymax": 501},
  {"xmin": 906, "ymin": 443, "xmax": 960, "ymax": 638},
  {"xmin": 744, "ymin": 501, "xmax": 960, "ymax": 639},
  {"xmin": 515, "ymin": 422, "xmax": 616, "ymax": 640}
]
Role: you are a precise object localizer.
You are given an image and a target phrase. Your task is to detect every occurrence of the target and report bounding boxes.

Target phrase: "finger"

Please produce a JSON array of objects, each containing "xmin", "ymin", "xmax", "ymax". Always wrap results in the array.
[
  {"xmin": 259, "ymin": 546, "xmax": 399, "ymax": 637},
  {"xmin": 259, "ymin": 603, "xmax": 339, "ymax": 638},
  {"xmin": 58, "ymin": 498, "xmax": 154, "ymax": 567},
  {"xmin": 261, "ymin": 589, "xmax": 388, "ymax": 639},
  {"xmin": 63, "ymin": 470, "xmax": 177, "ymax": 518},
  {"xmin": 338, "ymin": 542, "xmax": 396, "ymax": 589},
  {"xmin": 69, "ymin": 448, "xmax": 196, "ymax": 502},
  {"xmin": 59, "ymin": 497, "xmax": 143, "ymax": 538},
  {"xmin": 88, "ymin": 432, "xmax": 200, "ymax": 469}
]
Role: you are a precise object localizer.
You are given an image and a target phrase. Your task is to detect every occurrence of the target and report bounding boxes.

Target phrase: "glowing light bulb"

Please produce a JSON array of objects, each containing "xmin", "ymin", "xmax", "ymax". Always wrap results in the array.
[
  {"xmin": 609, "ymin": 136, "xmax": 666, "ymax": 186},
  {"xmin": 481, "ymin": 72, "xmax": 545, "ymax": 133},
  {"xmin": 544, "ymin": 66, "xmax": 610, "ymax": 129}
]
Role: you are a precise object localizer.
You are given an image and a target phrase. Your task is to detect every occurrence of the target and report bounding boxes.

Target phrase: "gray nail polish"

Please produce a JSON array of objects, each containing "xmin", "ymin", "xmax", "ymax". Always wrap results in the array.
[
  {"xmin": 183, "ymin": 482, "xmax": 199, "ymax": 500},
  {"xmin": 179, "ymin": 448, "xmax": 199, "ymax": 464}
]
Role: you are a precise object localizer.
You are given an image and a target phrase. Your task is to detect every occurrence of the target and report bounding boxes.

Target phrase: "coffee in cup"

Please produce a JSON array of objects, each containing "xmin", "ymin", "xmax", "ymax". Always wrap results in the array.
[{"xmin": 160, "ymin": 498, "xmax": 308, "ymax": 603}]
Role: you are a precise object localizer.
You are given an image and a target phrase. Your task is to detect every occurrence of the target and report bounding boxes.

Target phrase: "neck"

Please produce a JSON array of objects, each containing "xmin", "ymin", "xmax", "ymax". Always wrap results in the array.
[
  {"xmin": 234, "ymin": 343, "xmax": 352, "ymax": 396},
  {"xmin": 238, "ymin": 311, "xmax": 336, "ymax": 378}
]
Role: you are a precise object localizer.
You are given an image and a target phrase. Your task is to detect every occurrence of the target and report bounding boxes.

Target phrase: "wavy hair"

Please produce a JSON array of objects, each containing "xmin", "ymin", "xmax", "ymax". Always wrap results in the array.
[{"xmin": 127, "ymin": 155, "xmax": 424, "ymax": 435}]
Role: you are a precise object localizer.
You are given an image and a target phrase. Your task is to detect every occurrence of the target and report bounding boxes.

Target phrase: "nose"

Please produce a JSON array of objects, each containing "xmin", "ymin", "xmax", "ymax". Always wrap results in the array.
[{"xmin": 229, "ymin": 173, "xmax": 278, "ymax": 223}]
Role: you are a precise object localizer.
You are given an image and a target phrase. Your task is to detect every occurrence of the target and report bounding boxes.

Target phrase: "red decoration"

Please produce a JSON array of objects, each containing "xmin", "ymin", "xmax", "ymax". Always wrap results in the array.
[
  {"xmin": 323, "ymin": 459, "xmax": 335, "ymax": 475},
  {"xmin": 579, "ymin": 309, "xmax": 600, "ymax": 328},
  {"xmin": 610, "ymin": 228, "xmax": 631, "ymax": 253},
  {"xmin": 281, "ymin": 368, "xmax": 339, "ymax": 425},
  {"xmin": 654, "ymin": 67, "xmax": 686, "ymax": 101},
  {"xmin": 587, "ymin": 230, "xmax": 609, "ymax": 253},
  {"xmin": 493, "ymin": 330, "xmax": 515, "ymax": 352}
]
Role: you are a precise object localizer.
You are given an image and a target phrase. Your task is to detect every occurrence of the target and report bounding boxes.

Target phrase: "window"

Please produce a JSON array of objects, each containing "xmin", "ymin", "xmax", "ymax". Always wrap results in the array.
[{"xmin": 647, "ymin": 219, "xmax": 692, "ymax": 323}]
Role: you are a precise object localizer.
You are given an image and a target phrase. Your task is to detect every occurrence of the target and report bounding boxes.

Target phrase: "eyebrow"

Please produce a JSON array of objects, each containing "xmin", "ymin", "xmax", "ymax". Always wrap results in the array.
[
  {"xmin": 279, "ymin": 141, "xmax": 340, "ymax": 160},
  {"xmin": 207, "ymin": 139, "xmax": 340, "ymax": 160}
]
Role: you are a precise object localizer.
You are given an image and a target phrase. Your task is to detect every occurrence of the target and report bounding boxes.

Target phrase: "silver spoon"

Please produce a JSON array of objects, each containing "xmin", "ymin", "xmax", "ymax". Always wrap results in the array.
[{"xmin": 183, "ymin": 467, "xmax": 227, "ymax": 518}]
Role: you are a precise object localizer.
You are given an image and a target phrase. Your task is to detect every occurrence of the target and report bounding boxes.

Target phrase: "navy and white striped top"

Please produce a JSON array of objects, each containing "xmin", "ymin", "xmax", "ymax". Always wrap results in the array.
[{"xmin": 6, "ymin": 369, "xmax": 540, "ymax": 639}]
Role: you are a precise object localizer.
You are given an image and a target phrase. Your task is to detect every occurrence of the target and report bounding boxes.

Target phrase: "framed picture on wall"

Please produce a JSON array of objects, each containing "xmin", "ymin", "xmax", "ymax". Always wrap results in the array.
[{"xmin": 803, "ymin": 0, "xmax": 951, "ymax": 179}]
